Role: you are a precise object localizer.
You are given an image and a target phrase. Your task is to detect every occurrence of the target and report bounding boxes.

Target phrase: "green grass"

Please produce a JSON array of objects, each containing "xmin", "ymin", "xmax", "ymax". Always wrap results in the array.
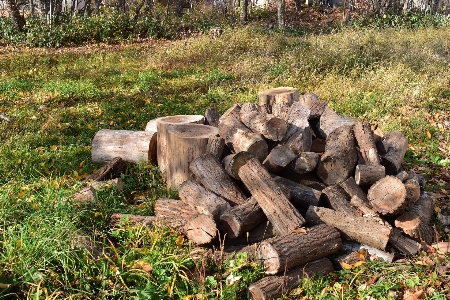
[{"xmin": 0, "ymin": 25, "xmax": 450, "ymax": 299}]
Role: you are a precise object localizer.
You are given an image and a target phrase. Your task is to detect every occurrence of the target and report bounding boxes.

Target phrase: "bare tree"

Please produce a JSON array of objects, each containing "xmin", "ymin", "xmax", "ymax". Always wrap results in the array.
[
  {"xmin": 277, "ymin": 0, "xmax": 285, "ymax": 29},
  {"xmin": 5, "ymin": 0, "xmax": 26, "ymax": 31}
]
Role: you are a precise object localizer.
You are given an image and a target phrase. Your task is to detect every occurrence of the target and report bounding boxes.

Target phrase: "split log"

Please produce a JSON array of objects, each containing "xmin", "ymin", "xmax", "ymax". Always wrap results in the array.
[
  {"xmin": 154, "ymin": 198, "xmax": 197, "ymax": 233},
  {"xmin": 378, "ymin": 131, "xmax": 408, "ymax": 175},
  {"xmin": 238, "ymin": 158, "xmax": 305, "ymax": 235},
  {"xmin": 218, "ymin": 104, "xmax": 268, "ymax": 162},
  {"xmin": 298, "ymin": 93, "xmax": 327, "ymax": 119},
  {"xmin": 411, "ymin": 192, "xmax": 435, "ymax": 224},
  {"xmin": 316, "ymin": 125, "xmax": 358, "ymax": 185},
  {"xmin": 156, "ymin": 115, "xmax": 205, "ymax": 177},
  {"xmin": 74, "ymin": 178, "xmax": 124, "ymax": 202},
  {"xmin": 263, "ymin": 145, "xmax": 296, "ymax": 174},
  {"xmin": 205, "ymin": 107, "xmax": 220, "ymax": 127},
  {"xmin": 354, "ymin": 164, "xmax": 385, "ymax": 187},
  {"xmin": 145, "ymin": 117, "xmax": 163, "ymax": 132},
  {"xmin": 305, "ymin": 206, "xmax": 391, "ymax": 250},
  {"xmin": 227, "ymin": 221, "xmax": 277, "ymax": 245},
  {"xmin": 164, "ymin": 124, "xmax": 218, "ymax": 189},
  {"xmin": 256, "ymin": 224, "xmax": 341, "ymax": 274},
  {"xmin": 239, "ymin": 103, "xmax": 288, "ymax": 141},
  {"xmin": 110, "ymin": 213, "xmax": 156, "ymax": 228},
  {"xmin": 222, "ymin": 152, "xmax": 254, "ymax": 180},
  {"xmin": 318, "ymin": 106, "xmax": 355, "ymax": 139},
  {"xmin": 286, "ymin": 152, "xmax": 320, "ymax": 175},
  {"xmin": 281, "ymin": 102, "xmax": 312, "ymax": 154},
  {"xmin": 394, "ymin": 211, "xmax": 434, "ymax": 244},
  {"xmin": 339, "ymin": 177, "xmax": 367, "ymax": 202},
  {"xmin": 92, "ymin": 130, "xmax": 157, "ymax": 164},
  {"xmin": 367, "ymin": 176, "xmax": 407, "ymax": 216},
  {"xmin": 353, "ymin": 121, "xmax": 381, "ymax": 165},
  {"xmin": 179, "ymin": 180, "xmax": 231, "ymax": 222},
  {"xmin": 389, "ymin": 228, "xmax": 421, "ymax": 255},
  {"xmin": 248, "ymin": 258, "xmax": 334, "ymax": 300},
  {"xmin": 341, "ymin": 241, "xmax": 394, "ymax": 263},
  {"xmin": 190, "ymin": 153, "xmax": 247, "ymax": 206},
  {"xmin": 84, "ymin": 157, "xmax": 126, "ymax": 182},
  {"xmin": 272, "ymin": 176, "xmax": 321, "ymax": 211},
  {"xmin": 320, "ymin": 185, "xmax": 359, "ymax": 217},
  {"xmin": 206, "ymin": 134, "xmax": 225, "ymax": 160},
  {"xmin": 258, "ymin": 87, "xmax": 299, "ymax": 114},
  {"xmin": 185, "ymin": 214, "xmax": 218, "ymax": 245}
]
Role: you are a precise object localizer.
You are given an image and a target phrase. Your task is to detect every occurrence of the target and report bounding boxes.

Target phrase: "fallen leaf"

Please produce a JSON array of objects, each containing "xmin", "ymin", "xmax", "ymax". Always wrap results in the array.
[
  {"xmin": 366, "ymin": 274, "xmax": 380, "ymax": 285},
  {"xmin": 353, "ymin": 261, "xmax": 365, "ymax": 267},
  {"xmin": 427, "ymin": 131, "xmax": 432, "ymax": 139},
  {"xmin": 341, "ymin": 262, "xmax": 353, "ymax": 270},
  {"xmin": 291, "ymin": 228, "xmax": 307, "ymax": 234},
  {"xmin": 176, "ymin": 235, "xmax": 184, "ymax": 246},
  {"xmin": 403, "ymin": 289, "xmax": 424, "ymax": 300}
]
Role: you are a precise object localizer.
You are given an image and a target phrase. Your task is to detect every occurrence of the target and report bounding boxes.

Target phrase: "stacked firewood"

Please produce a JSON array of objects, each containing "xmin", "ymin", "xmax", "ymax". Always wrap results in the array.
[{"xmin": 86, "ymin": 87, "xmax": 436, "ymax": 300}]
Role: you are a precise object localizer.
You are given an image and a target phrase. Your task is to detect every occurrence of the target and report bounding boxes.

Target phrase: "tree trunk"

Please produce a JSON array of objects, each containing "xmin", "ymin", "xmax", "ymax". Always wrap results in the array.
[
  {"xmin": 277, "ymin": 0, "xmax": 286, "ymax": 30},
  {"xmin": 84, "ymin": 157, "xmax": 126, "ymax": 182},
  {"xmin": 239, "ymin": 103, "xmax": 288, "ymax": 141},
  {"xmin": 354, "ymin": 164, "xmax": 386, "ymax": 187},
  {"xmin": 5, "ymin": 0, "xmax": 26, "ymax": 32},
  {"xmin": 353, "ymin": 121, "xmax": 381, "ymax": 165},
  {"xmin": 350, "ymin": 195, "xmax": 384, "ymax": 224},
  {"xmin": 367, "ymin": 176, "xmax": 408, "ymax": 216},
  {"xmin": 394, "ymin": 211, "xmax": 434, "ymax": 244},
  {"xmin": 240, "ymin": 0, "xmax": 248, "ymax": 22},
  {"xmin": 145, "ymin": 117, "xmax": 163, "ymax": 132},
  {"xmin": 92, "ymin": 129, "xmax": 157, "ymax": 164},
  {"xmin": 263, "ymin": 144, "xmax": 296, "ymax": 174},
  {"xmin": 238, "ymin": 158, "xmax": 306, "ymax": 235},
  {"xmin": 258, "ymin": 87, "xmax": 299, "ymax": 114},
  {"xmin": 377, "ymin": 131, "xmax": 408, "ymax": 175},
  {"xmin": 256, "ymin": 224, "xmax": 341, "ymax": 274}
]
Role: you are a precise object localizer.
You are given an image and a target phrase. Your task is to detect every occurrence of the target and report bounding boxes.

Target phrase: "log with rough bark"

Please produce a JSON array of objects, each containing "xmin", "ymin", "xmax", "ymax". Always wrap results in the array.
[
  {"xmin": 239, "ymin": 103, "xmax": 288, "ymax": 141},
  {"xmin": 190, "ymin": 153, "xmax": 247, "ymax": 206},
  {"xmin": 157, "ymin": 115, "xmax": 205, "ymax": 177},
  {"xmin": 206, "ymin": 134, "xmax": 225, "ymax": 160},
  {"xmin": 354, "ymin": 164, "xmax": 386, "ymax": 187},
  {"xmin": 74, "ymin": 178, "xmax": 124, "ymax": 202},
  {"xmin": 185, "ymin": 214, "xmax": 218, "ymax": 245},
  {"xmin": 316, "ymin": 125, "xmax": 358, "ymax": 185},
  {"xmin": 377, "ymin": 131, "xmax": 408, "ymax": 175},
  {"xmin": 272, "ymin": 175, "xmax": 321, "ymax": 211},
  {"xmin": 305, "ymin": 206, "xmax": 391, "ymax": 250},
  {"xmin": 353, "ymin": 121, "xmax": 381, "ymax": 165},
  {"xmin": 407, "ymin": 171, "xmax": 426, "ymax": 192},
  {"xmin": 389, "ymin": 228, "xmax": 421, "ymax": 255},
  {"xmin": 298, "ymin": 93, "xmax": 327, "ymax": 119},
  {"xmin": 411, "ymin": 192, "xmax": 435, "ymax": 224},
  {"xmin": 205, "ymin": 107, "xmax": 220, "ymax": 127},
  {"xmin": 222, "ymin": 152, "xmax": 254, "ymax": 180},
  {"xmin": 248, "ymin": 258, "xmax": 334, "ymax": 300},
  {"xmin": 286, "ymin": 152, "xmax": 320, "ymax": 175},
  {"xmin": 320, "ymin": 185, "xmax": 359, "ymax": 217},
  {"xmin": 218, "ymin": 104, "xmax": 268, "ymax": 162},
  {"xmin": 263, "ymin": 145, "xmax": 296, "ymax": 174},
  {"xmin": 92, "ymin": 129, "xmax": 157, "ymax": 164},
  {"xmin": 318, "ymin": 106, "xmax": 355, "ymax": 139},
  {"xmin": 110, "ymin": 213, "xmax": 157, "ymax": 228},
  {"xmin": 238, "ymin": 158, "xmax": 306, "ymax": 235},
  {"xmin": 164, "ymin": 124, "xmax": 218, "ymax": 189},
  {"xmin": 396, "ymin": 170, "xmax": 410, "ymax": 182},
  {"xmin": 281, "ymin": 102, "xmax": 312, "ymax": 154},
  {"xmin": 339, "ymin": 177, "xmax": 367, "ymax": 202},
  {"xmin": 350, "ymin": 195, "xmax": 384, "ymax": 224},
  {"xmin": 394, "ymin": 211, "xmax": 435, "ymax": 244},
  {"xmin": 154, "ymin": 198, "xmax": 197, "ymax": 233},
  {"xmin": 258, "ymin": 87, "xmax": 299, "ymax": 114},
  {"xmin": 256, "ymin": 224, "xmax": 341, "ymax": 274},
  {"xmin": 179, "ymin": 180, "xmax": 231, "ymax": 222},
  {"xmin": 84, "ymin": 157, "xmax": 126, "ymax": 182},
  {"xmin": 367, "ymin": 176, "xmax": 408, "ymax": 216}
]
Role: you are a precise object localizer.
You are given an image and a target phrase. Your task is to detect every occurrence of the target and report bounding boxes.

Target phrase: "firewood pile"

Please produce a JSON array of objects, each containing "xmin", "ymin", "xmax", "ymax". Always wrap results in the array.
[{"xmin": 81, "ymin": 87, "xmax": 437, "ymax": 300}]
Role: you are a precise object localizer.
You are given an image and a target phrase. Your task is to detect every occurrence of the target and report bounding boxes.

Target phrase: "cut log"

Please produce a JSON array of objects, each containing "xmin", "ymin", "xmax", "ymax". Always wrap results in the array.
[
  {"xmin": 256, "ymin": 224, "xmax": 341, "ymax": 274},
  {"xmin": 406, "ymin": 171, "xmax": 426, "ymax": 192},
  {"xmin": 84, "ymin": 157, "xmax": 126, "ymax": 182},
  {"xmin": 185, "ymin": 214, "xmax": 218, "ymax": 245},
  {"xmin": 239, "ymin": 103, "xmax": 288, "ymax": 141},
  {"xmin": 281, "ymin": 102, "xmax": 312, "ymax": 154},
  {"xmin": 157, "ymin": 115, "xmax": 205, "ymax": 177},
  {"xmin": 272, "ymin": 176, "xmax": 321, "ymax": 211},
  {"xmin": 353, "ymin": 121, "xmax": 381, "ymax": 165},
  {"xmin": 354, "ymin": 164, "xmax": 386, "ymax": 187},
  {"xmin": 316, "ymin": 125, "xmax": 358, "ymax": 185},
  {"xmin": 350, "ymin": 195, "xmax": 384, "ymax": 224},
  {"xmin": 248, "ymin": 258, "xmax": 334, "ymax": 300},
  {"xmin": 190, "ymin": 153, "xmax": 247, "ymax": 206},
  {"xmin": 367, "ymin": 176, "xmax": 408, "ymax": 216},
  {"xmin": 404, "ymin": 178, "xmax": 421, "ymax": 204},
  {"xmin": 263, "ymin": 145, "xmax": 296, "ymax": 174},
  {"xmin": 74, "ymin": 178, "xmax": 124, "ymax": 202},
  {"xmin": 222, "ymin": 152, "xmax": 254, "ymax": 180},
  {"xmin": 286, "ymin": 152, "xmax": 320, "ymax": 175},
  {"xmin": 320, "ymin": 185, "xmax": 359, "ymax": 217},
  {"xmin": 396, "ymin": 170, "xmax": 410, "ymax": 182},
  {"xmin": 92, "ymin": 130, "xmax": 157, "ymax": 164},
  {"xmin": 271, "ymin": 101, "xmax": 291, "ymax": 120},
  {"xmin": 318, "ymin": 106, "xmax": 355, "ymax": 139},
  {"xmin": 205, "ymin": 107, "xmax": 220, "ymax": 127},
  {"xmin": 110, "ymin": 213, "xmax": 156, "ymax": 228},
  {"xmin": 179, "ymin": 180, "xmax": 231, "ymax": 222},
  {"xmin": 305, "ymin": 206, "xmax": 391, "ymax": 250},
  {"xmin": 298, "ymin": 93, "xmax": 327, "ymax": 119},
  {"xmin": 164, "ymin": 124, "xmax": 218, "ymax": 189},
  {"xmin": 339, "ymin": 177, "xmax": 368, "ymax": 202},
  {"xmin": 389, "ymin": 228, "xmax": 421, "ymax": 255},
  {"xmin": 410, "ymin": 192, "xmax": 435, "ymax": 224},
  {"xmin": 218, "ymin": 104, "xmax": 268, "ymax": 162},
  {"xmin": 154, "ymin": 198, "xmax": 197, "ymax": 233},
  {"xmin": 227, "ymin": 221, "xmax": 277, "ymax": 245},
  {"xmin": 258, "ymin": 87, "xmax": 299, "ymax": 114},
  {"xmin": 145, "ymin": 117, "xmax": 164, "ymax": 133},
  {"xmin": 238, "ymin": 158, "xmax": 306, "ymax": 235},
  {"xmin": 378, "ymin": 131, "xmax": 408, "ymax": 175},
  {"xmin": 394, "ymin": 211, "xmax": 435, "ymax": 244},
  {"xmin": 206, "ymin": 134, "xmax": 225, "ymax": 160}
]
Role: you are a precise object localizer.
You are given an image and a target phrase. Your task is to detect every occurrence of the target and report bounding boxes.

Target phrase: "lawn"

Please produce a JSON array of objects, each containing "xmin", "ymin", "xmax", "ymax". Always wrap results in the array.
[{"xmin": 0, "ymin": 25, "xmax": 449, "ymax": 299}]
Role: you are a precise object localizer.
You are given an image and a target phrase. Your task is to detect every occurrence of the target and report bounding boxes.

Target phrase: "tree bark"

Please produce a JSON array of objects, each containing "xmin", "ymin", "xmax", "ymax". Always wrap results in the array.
[
  {"xmin": 272, "ymin": 175, "xmax": 321, "ymax": 211},
  {"xmin": 367, "ymin": 176, "xmax": 408, "ymax": 216},
  {"xmin": 298, "ymin": 93, "xmax": 327, "ymax": 119},
  {"xmin": 256, "ymin": 224, "xmax": 341, "ymax": 274},
  {"xmin": 190, "ymin": 153, "xmax": 247, "ymax": 206},
  {"xmin": 377, "ymin": 131, "xmax": 408, "ymax": 175},
  {"xmin": 389, "ymin": 228, "xmax": 421, "ymax": 255},
  {"xmin": 5, "ymin": 0, "xmax": 26, "ymax": 32},
  {"xmin": 227, "ymin": 221, "xmax": 277, "ymax": 245},
  {"xmin": 339, "ymin": 177, "xmax": 368, "ymax": 202},
  {"xmin": 353, "ymin": 121, "xmax": 381, "ymax": 165},
  {"xmin": 258, "ymin": 87, "xmax": 299, "ymax": 114},
  {"xmin": 238, "ymin": 158, "xmax": 306, "ymax": 235},
  {"xmin": 354, "ymin": 164, "xmax": 386, "ymax": 187},
  {"xmin": 239, "ymin": 103, "xmax": 288, "ymax": 141},
  {"xmin": 350, "ymin": 195, "xmax": 384, "ymax": 224},
  {"xmin": 84, "ymin": 157, "xmax": 126, "ymax": 182},
  {"xmin": 394, "ymin": 211, "xmax": 434, "ymax": 244},
  {"xmin": 320, "ymin": 185, "xmax": 359, "ymax": 217},
  {"xmin": 277, "ymin": 0, "xmax": 286, "ymax": 29},
  {"xmin": 263, "ymin": 144, "xmax": 296, "ymax": 174},
  {"xmin": 206, "ymin": 134, "xmax": 225, "ymax": 160},
  {"xmin": 222, "ymin": 151, "xmax": 254, "ymax": 180},
  {"xmin": 154, "ymin": 198, "xmax": 197, "ymax": 233}
]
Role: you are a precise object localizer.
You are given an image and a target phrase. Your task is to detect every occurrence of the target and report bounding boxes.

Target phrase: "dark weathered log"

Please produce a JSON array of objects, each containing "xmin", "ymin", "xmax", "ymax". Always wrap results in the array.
[
  {"xmin": 222, "ymin": 152, "xmax": 254, "ymax": 180},
  {"xmin": 286, "ymin": 152, "xmax": 320, "ymax": 175},
  {"xmin": 305, "ymin": 206, "xmax": 391, "ymax": 250},
  {"xmin": 228, "ymin": 221, "xmax": 277, "ymax": 245},
  {"xmin": 206, "ymin": 134, "xmax": 225, "ymax": 160},
  {"xmin": 185, "ymin": 214, "xmax": 218, "ymax": 245},
  {"xmin": 320, "ymin": 185, "xmax": 359, "ymax": 217},
  {"xmin": 389, "ymin": 228, "xmax": 421, "ymax": 255},
  {"xmin": 239, "ymin": 103, "xmax": 288, "ymax": 141},
  {"xmin": 353, "ymin": 121, "xmax": 381, "ymax": 165},
  {"xmin": 298, "ymin": 93, "xmax": 327, "ymax": 119},
  {"xmin": 238, "ymin": 158, "xmax": 305, "ymax": 235},
  {"xmin": 205, "ymin": 107, "xmax": 220, "ymax": 127},
  {"xmin": 248, "ymin": 258, "xmax": 334, "ymax": 300},
  {"xmin": 396, "ymin": 170, "xmax": 410, "ymax": 182},
  {"xmin": 84, "ymin": 157, "xmax": 126, "ymax": 182},
  {"xmin": 218, "ymin": 104, "xmax": 268, "ymax": 161},
  {"xmin": 263, "ymin": 145, "xmax": 296, "ymax": 174},
  {"xmin": 316, "ymin": 125, "xmax": 358, "ymax": 185},
  {"xmin": 367, "ymin": 176, "xmax": 407, "ymax": 216},
  {"xmin": 110, "ymin": 213, "xmax": 157, "ymax": 228},
  {"xmin": 318, "ymin": 106, "xmax": 355, "ymax": 139},
  {"xmin": 258, "ymin": 87, "xmax": 299, "ymax": 114},
  {"xmin": 165, "ymin": 124, "xmax": 218, "ymax": 189},
  {"xmin": 92, "ymin": 129, "xmax": 157, "ymax": 164},
  {"xmin": 179, "ymin": 180, "xmax": 231, "ymax": 222},
  {"xmin": 256, "ymin": 224, "xmax": 341, "ymax": 274},
  {"xmin": 281, "ymin": 102, "xmax": 312, "ymax": 154},
  {"xmin": 310, "ymin": 138, "xmax": 326, "ymax": 153},
  {"xmin": 339, "ymin": 177, "xmax": 367, "ymax": 202},
  {"xmin": 75, "ymin": 178, "xmax": 124, "ymax": 202},
  {"xmin": 272, "ymin": 175, "xmax": 321, "ymax": 211},
  {"xmin": 410, "ymin": 192, "xmax": 435, "ymax": 224},
  {"xmin": 394, "ymin": 211, "xmax": 435, "ymax": 244},
  {"xmin": 157, "ymin": 115, "xmax": 205, "ymax": 177},
  {"xmin": 190, "ymin": 153, "xmax": 247, "ymax": 206},
  {"xmin": 355, "ymin": 164, "xmax": 386, "ymax": 187},
  {"xmin": 378, "ymin": 131, "xmax": 408, "ymax": 175},
  {"xmin": 154, "ymin": 198, "xmax": 197, "ymax": 233}
]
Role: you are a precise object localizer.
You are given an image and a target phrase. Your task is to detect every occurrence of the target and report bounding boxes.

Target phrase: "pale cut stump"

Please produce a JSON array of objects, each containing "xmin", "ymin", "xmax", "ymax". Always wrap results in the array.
[{"xmin": 258, "ymin": 87, "xmax": 299, "ymax": 114}]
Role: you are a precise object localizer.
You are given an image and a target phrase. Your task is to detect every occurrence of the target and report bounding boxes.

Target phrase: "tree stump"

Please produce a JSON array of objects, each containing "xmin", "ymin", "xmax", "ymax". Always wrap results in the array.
[{"xmin": 258, "ymin": 87, "xmax": 299, "ymax": 114}]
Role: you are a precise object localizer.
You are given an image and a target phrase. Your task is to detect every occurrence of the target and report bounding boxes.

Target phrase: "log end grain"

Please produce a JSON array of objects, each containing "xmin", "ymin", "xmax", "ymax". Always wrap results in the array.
[
  {"xmin": 368, "ymin": 176, "xmax": 407, "ymax": 216},
  {"xmin": 185, "ymin": 215, "xmax": 218, "ymax": 245}
]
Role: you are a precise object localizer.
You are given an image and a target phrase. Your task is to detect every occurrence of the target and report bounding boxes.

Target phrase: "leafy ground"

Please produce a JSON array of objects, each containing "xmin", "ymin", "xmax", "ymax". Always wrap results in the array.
[{"xmin": 0, "ymin": 25, "xmax": 450, "ymax": 299}]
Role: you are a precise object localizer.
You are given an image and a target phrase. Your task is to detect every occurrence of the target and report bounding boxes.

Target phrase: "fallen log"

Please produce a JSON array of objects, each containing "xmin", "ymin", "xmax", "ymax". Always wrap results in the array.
[
  {"xmin": 389, "ymin": 228, "xmax": 421, "ymax": 255},
  {"xmin": 367, "ymin": 176, "xmax": 408, "ymax": 216},
  {"xmin": 256, "ymin": 224, "xmax": 341, "ymax": 274},
  {"xmin": 272, "ymin": 175, "xmax": 321, "ymax": 211},
  {"xmin": 154, "ymin": 198, "xmax": 197, "ymax": 233},
  {"xmin": 350, "ymin": 195, "xmax": 384, "ymax": 224},
  {"xmin": 185, "ymin": 214, "xmax": 218, "ymax": 246},
  {"xmin": 227, "ymin": 221, "xmax": 277, "ymax": 245},
  {"xmin": 339, "ymin": 177, "xmax": 368, "ymax": 202},
  {"xmin": 248, "ymin": 258, "xmax": 334, "ymax": 300},
  {"xmin": 84, "ymin": 157, "xmax": 126, "ymax": 182},
  {"xmin": 238, "ymin": 158, "xmax": 305, "ymax": 235},
  {"xmin": 239, "ymin": 103, "xmax": 288, "ymax": 141},
  {"xmin": 287, "ymin": 152, "xmax": 320, "ymax": 175},
  {"xmin": 145, "ymin": 117, "xmax": 163, "ymax": 132},
  {"xmin": 354, "ymin": 164, "xmax": 385, "ymax": 187},
  {"xmin": 263, "ymin": 145, "xmax": 296, "ymax": 174},
  {"xmin": 394, "ymin": 211, "xmax": 435, "ymax": 244},
  {"xmin": 258, "ymin": 87, "xmax": 299, "ymax": 114},
  {"xmin": 320, "ymin": 185, "xmax": 359, "ymax": 217},
  {"xmin": 310, "ymin": 138, "xmax": 326, "ymax": 153},
  {"xmin": 378, "ymin": 131, "xmax": 408, "ymax": 175}
]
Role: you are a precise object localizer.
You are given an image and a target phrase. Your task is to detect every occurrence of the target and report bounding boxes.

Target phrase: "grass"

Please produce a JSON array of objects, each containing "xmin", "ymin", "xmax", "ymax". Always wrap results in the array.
[{"xmin": 0, "ymin": 25, "xmax": 449, "ymax": 299}]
